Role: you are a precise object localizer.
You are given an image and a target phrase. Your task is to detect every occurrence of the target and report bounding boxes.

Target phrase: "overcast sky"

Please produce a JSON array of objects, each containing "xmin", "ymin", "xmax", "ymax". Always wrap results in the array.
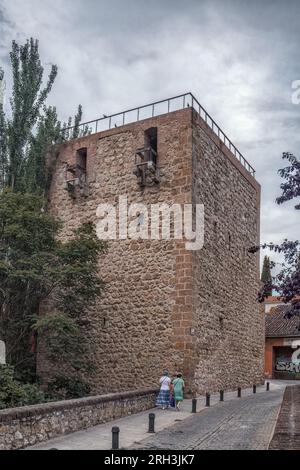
[{"xmin": 0, "ymin": 0, "xmax": 299, "ymax": 270}]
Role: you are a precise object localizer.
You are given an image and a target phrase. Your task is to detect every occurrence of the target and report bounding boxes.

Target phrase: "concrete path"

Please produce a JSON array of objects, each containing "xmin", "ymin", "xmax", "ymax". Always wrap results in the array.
[{"xmin": 27, "ymin": 380, "xmax": 296, "ymax": 450}]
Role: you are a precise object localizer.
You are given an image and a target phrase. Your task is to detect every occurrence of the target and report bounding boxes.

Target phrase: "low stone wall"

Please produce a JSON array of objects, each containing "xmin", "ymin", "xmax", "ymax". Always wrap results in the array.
[{"xmin": 0, "ymin": 388, "xmax": 158, "ymax": 450}]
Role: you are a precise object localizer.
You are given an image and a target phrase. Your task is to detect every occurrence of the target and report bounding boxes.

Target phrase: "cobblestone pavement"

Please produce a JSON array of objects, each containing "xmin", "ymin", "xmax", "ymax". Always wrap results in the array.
[{"xmin": 129, "ymin": 388, "xmax": 285, "ymax": 450}]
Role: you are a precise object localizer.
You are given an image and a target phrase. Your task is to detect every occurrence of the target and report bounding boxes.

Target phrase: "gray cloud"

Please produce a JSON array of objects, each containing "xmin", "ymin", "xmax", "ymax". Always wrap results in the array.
[{"xmin": 0, "ymin": 0, "xmax": 299, "ymax": 270}]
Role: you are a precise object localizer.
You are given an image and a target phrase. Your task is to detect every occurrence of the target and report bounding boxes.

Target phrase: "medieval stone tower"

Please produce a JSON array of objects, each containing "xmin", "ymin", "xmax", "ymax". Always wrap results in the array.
[{"xmin": 37, "ymin": 93, "xmax": 264, "ymax": 395}]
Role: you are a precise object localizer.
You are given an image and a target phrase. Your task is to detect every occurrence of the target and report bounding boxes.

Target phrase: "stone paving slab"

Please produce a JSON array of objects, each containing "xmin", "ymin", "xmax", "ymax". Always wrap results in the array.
[{"xmin": 26, "ymin": 380, "xmax": 295, "ymax": 450}]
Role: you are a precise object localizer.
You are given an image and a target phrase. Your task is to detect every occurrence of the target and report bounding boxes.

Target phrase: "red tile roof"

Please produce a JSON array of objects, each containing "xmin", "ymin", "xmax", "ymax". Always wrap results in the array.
[{"xmin": 265, "ymin": 305, "xmax": 300, "ymax": 337}]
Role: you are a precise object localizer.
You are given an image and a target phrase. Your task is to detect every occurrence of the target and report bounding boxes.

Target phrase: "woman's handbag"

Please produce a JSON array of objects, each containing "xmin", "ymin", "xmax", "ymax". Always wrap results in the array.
[{"xmin": 169, "ymin": 393, "xmax": 175, "ymax": 408}]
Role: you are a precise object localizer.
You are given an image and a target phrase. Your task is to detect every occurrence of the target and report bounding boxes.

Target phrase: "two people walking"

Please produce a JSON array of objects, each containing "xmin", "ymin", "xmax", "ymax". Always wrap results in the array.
[{"xmin": 156, "ymin": 370, "xmax": 185, "ymax": 411}]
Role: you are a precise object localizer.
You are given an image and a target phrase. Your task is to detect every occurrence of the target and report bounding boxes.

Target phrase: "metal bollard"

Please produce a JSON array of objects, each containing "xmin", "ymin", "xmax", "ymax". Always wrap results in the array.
[
  {"xmin": 237, "ymin": 387, "xmax": 241, "ymax": 398},
  {"xmin": 148, "ymin": 413, "xmax": 155, "ymax": 433},
  {"xmin": 253, "ymin": 384, "xmax": 256, "ymax": 394},
  {"xmin": 266, "ymin": 382, "xmax": 270, "ymax": 391},
  {"xmin": 206, "ymin": 393, "xmax": 210, "ymax": 407},
  {"xmin": 220, "ymin": 390, "xmax": 224, "ymax": 402},
  {"xmin": 192, "ymin": 398, "xmax": 197, "ymax": 413},
  {"xmin": 112, "ymin": 426, "xmax": 120, "ymax": 450}
]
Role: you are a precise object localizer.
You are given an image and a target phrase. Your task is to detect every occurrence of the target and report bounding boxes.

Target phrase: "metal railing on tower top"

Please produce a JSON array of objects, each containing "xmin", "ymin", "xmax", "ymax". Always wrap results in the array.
[{"xmin": 60, "ymin": 92, "xmax": 256, "ymax": 177}]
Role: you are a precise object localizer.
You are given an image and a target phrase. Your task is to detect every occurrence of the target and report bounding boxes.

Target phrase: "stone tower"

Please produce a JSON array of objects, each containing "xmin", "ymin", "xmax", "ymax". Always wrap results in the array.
[{"xmin": 37, "ymin": 93, "xmax": 263, "ymax": 394}]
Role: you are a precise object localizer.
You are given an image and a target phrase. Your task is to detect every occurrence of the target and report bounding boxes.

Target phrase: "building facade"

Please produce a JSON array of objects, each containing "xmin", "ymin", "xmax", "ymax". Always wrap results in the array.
[
  {"xmin": 265, "ymin": 300, "xmax": 300, "ymax": 380},
  {"xmin": 37, "ymin": 94, "xmax": 264, "ymax": 395}
]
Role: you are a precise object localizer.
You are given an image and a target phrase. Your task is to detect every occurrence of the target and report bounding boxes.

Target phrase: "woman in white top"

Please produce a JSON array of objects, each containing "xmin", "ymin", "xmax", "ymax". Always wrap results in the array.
[{"xmin": 155, "ymin": 370, "xmax": 171, "ymax": 410}]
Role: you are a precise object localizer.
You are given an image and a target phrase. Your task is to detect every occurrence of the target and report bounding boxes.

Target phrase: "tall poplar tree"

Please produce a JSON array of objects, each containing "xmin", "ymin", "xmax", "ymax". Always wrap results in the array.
[
  {"xmin": 0, "ymin": 68, "xmax": 7, "ymax": 189},
  {"xmin": 261, "ymin": 255, "xmax": 272, "ymax": 297},
  {"xmin": 0, "ymin": 38, "xmax": 88, "ymax": 195},
  {"xmin": 5, "ymin": 39, "xmax": 57, "ymax": 191}
]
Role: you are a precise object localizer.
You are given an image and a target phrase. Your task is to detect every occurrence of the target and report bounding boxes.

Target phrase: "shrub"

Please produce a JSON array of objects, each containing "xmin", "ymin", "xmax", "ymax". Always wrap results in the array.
[
  {"xmin": 0, "ymin": 364, "xmax": 45, "ymax": 410},
  {"xmin": 46, "ymin": 376, "xmax": 91, "ymax": 400},
  {"xmin": 47, "ymin": 376, "xmax": 90, "ymax": 400}
]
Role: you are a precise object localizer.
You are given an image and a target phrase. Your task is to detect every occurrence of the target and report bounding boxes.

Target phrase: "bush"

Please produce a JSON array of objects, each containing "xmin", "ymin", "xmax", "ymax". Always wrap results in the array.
[
  {"xmin": 46, "ymin": 376, "xmax": 91, "ymax": 400},
  {"xmin": 0, "ymin": 364, "xmax": 45, "ymax": 410}
]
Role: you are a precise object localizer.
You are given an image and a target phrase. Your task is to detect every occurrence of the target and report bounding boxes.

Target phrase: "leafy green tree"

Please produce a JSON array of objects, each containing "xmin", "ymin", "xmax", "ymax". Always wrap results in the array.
[
  {"xmin": 250, "ymin": 153, "xmax": 300, "ymax": 323},
  {"xmin": 21, "ymin": 104, "xmax": 90, "ymax": 195},
  {"xmin": 0, "ymin": 190, "xmax": 106, "ymax": 383},
  {"xmin": 0, "ymin": 38, "xmax": 102, "ymax": 400},
  {"xmin": 261, "ymin": 255, "xmax": 272, "ymax": 297}
]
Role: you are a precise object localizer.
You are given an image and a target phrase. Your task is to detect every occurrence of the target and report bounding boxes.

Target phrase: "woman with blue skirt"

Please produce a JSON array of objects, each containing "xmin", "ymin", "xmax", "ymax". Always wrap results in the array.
[{"xmin": 156, "ymin": 370, "xmax": 171, "ymax": 410}]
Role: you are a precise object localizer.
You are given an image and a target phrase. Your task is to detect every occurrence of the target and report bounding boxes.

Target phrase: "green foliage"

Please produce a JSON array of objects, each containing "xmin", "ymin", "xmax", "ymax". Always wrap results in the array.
[
  {"xmin": 6, "ymin": 38, "xmax": 57, "ymax": 191},
  {"xmin": 261, "ymin": 255, "xmax": 272, "ymax": 296},
  {"xmin": 0, "ymin": 38, "xmax": 105, "ymax": 396},
  {"xmin": 22, "ymin": 104, "xmax": 91, "ymax": 195},
  {"xmin": 60, "ymin": 104, "xmax": 91, "ymax": 142},
  {"xmin": 277, "ymin": 152, "xmax": 300, "ymax": 210},
  {"xmin": 0, "ymin": 68, "xmax": 7, "ymax": 190},
  {"xmin": 0, "ymin": 364, "xmax": 45, "ymax": 410},
  {"xmin": 46, "ymin": 376, "xmax": 91, "ymax": 400},
  {"xmin": 72, "ymin": 104, "xmax": 83, "ymax": 140},
  {"xmin": 0, "ymin": 38, "xmax": 87, "ymax": 195},
  {"xmin": 258, "ymin": 152, "xmax": 300, "ymax": 323},
  {"xmin": 21, "ymin": 106, "xmax": 62, "ymax": 195},
  {"xmin": 0, "ymin": 190, "xmax": 106, "ymax": 382},
  {"xmin": 33, "ymin": 313, "xmax": 85, "ymax": 364}
]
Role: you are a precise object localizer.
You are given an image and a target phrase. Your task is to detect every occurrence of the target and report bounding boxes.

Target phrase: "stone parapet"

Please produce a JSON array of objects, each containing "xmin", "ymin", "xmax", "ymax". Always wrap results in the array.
[{"xmin": 0, "ymin": 388, "xmax": 157, "ymax": 450}]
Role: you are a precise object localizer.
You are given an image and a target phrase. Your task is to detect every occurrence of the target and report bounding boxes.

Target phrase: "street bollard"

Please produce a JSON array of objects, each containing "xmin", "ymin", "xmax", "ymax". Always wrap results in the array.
[
  {"xmin": 253, "ymin": 384, "xmax": 256, "ymax": 394},
  {"xmin": 112, "ymin": 426, "xmax": 120, "ymax": 450},
  {"xmin": 192, "ymin": 398, "xmax": 197, "ymax": 413},
  {"xmin": 237, "ymin": 387, "xmax": 241, "ymax": 398},
  {"xmin": 206, "ymin": 393, "xmax": 210, "ymax": 407},
  {"xmin": 220, "ymin": 390, "xmax": 224, "ymax": 402},
  {"xmin": 148, "ymin": 413, "xmax": 155, "ymax": 433},
  {"xmin": 266, "ymin": 382, "xmax": 270, "ymax": 391}
]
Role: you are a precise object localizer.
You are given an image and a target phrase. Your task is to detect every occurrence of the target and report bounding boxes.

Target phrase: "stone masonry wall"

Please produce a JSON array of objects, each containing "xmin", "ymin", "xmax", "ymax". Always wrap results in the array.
[
  {"xmin": 191, "ymin": 110, "xmax": 264, "ymax": 393},
  {"xmin": 38, "ymin": 109, "xmax": 195, "ymax": 394},
  {"xmin": 37, "ymin": 106, "xmax": 263, "ymax": 396},
  {"xmin": 0, "ymin": 389, "xmax": 157, "ymax": 450}
]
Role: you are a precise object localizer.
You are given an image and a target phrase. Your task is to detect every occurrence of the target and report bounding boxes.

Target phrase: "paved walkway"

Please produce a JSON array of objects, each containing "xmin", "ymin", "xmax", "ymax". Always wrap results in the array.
[
  {"xmin": 27, "ymin": 380, "xmax": 297, "ymax": 450},
  {"xmin": 131, "ymin": 387, "xmax": 283, "ymax": 450}
]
